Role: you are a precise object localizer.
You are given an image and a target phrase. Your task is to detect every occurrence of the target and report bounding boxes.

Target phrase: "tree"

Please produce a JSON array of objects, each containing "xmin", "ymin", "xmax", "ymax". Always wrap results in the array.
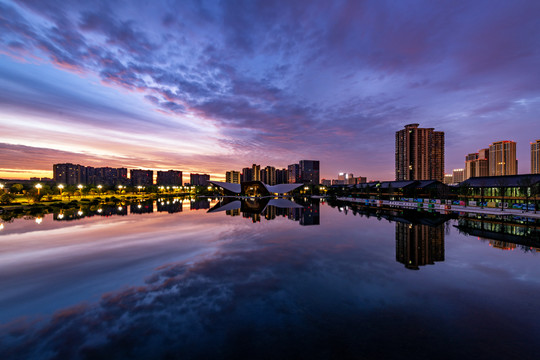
[
  {"xmin": 26, "ymin": 189, "xmax": 43, "ymax": 204},
  {"xmin": 0, "ymin": 193, "xmax": 15, "ymax": 205},
  {"xmin": 11, "ymin": 183, "xmax": 23, "ymax": 194}
]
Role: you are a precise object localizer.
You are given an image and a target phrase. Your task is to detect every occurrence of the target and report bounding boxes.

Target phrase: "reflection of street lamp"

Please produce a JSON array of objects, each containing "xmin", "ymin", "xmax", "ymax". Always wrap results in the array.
[
  {"xmin": 35, "ymin": 183, "xmax": 42, "ymax": 195},
  {"xmin": 78, "ymin": 184, "xmax": 83, "ymax": 198}
]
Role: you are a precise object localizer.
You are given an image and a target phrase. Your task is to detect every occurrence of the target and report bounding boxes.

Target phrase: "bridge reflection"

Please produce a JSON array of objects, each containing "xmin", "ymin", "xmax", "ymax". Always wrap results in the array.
[{"xmin": 208, "ymin": 197, "xmax": 320, "ymax": 226}]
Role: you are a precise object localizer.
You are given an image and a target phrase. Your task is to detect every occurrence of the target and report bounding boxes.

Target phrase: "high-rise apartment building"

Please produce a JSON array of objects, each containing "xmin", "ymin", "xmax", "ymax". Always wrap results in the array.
[
  {"xmin": 251, "ymin": 164, "xmax": 261, "ymax": 181},
  {"xmin": 443, "ymin": 174, "xmax": 453, "ymax": 185},
  {"xmin": 190, "ymin": 173, "xmax": 210, "ymax": 186},
  {"xmin": 275, "ymin": 168, "xmax": 288, "ymax": 184},
  {"xmin": 395, "ymin": 124, "xmax": 445, "ymax": 182},
  {"xmin": 130, "ymin": 169, "xmax": 153, "ymax": 186},
  {"xmin": 288, "ymin": 164, "xmax": 300, "ymax": 183},
  {"xmin": 532, "ymin": 140, "xmax": 540, "ymax": 174},
  {"xmin": 94, "ymin": 167, "xmax": 128, "ymax": 186},
  {"xmin": 225, "ymin": 171, "xmax": 241, "ymax": 184},
  {"xmin": 157, "ymin": 170, "xmax": 182, "ymax": 186},
  {"xmin": 260, "ymin": 166, "xmax": 276, "ymax": 185},
  {"xmin": 489, "ymin": 141, "xmax": 517, "ymax": 176},
  {"xmin": 465, "ymin": 149, "xmax": 489, "ymax": 179},
  {"xmin": 53, "ymin": 163, "xmax": 88, "ymax": 185},
  {"xmin": 241, "ymin": 167, "xmax": 253, "ymax": 183},
  {"xmin": 452, "ymin": 169, "xmax": 465, "ymax": 184},
  {"xmin": 299, "ymin": 160, "xmax": 320, "ymax": 184}
]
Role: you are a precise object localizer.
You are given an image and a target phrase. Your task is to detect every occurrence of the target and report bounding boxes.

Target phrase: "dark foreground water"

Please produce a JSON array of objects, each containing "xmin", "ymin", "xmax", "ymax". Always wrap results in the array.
[{"xmin": 1, "ymin": 198, "xmax": 539, "ymax": 359}]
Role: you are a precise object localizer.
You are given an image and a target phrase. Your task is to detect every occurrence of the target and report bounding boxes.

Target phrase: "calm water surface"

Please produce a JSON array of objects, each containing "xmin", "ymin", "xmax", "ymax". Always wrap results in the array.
[{"xmin": 1, "ymin": 199, "xmax": 539, "ymax": 359}]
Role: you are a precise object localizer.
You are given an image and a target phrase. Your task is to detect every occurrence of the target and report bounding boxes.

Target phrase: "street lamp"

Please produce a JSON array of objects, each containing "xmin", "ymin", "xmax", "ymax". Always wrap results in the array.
[
  {"xmin": 137, "ymin": 185, "xmax": 142, "ymax": 194},
  {"xmin": 97, "ymin": 185, "xmax": 102, "ymax": 194},
  {"xmin": 118, "ymin": 185, "xmax": 123, "ymax": 194},
  {"xmin": 35, "ymin": 183, "xmax": 42, "ymax": 195},
  {"xmin": 78, "ymin": 184, "xmax": 83, "ymax": 198}
]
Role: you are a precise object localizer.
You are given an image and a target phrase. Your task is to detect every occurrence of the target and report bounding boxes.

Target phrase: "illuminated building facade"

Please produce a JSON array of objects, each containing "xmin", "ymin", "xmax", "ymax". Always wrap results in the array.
[
  {"xmin": 489, "ymin": 141, "xmax": 517, "ymax": 176},
  {"xmin": 395, "ymin": 124, "xmax": 445, "ymax": 182},
  {"xmin": 532, "ymin": 140, "xmax": 540, "ymax": 174}
]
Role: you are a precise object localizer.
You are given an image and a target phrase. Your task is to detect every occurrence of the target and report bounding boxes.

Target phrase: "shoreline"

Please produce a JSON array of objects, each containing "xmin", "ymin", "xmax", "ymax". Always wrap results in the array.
[{"xmin": 336, "ymin": 197, "xmax": 540, "ymax": 219}]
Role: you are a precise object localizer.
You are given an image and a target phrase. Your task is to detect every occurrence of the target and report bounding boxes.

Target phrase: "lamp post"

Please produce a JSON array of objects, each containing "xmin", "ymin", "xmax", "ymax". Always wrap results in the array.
[
  {"xmin": 137, "ymin": 185, "xmax": 142, "ymax": 194},
  {"xmin": 0, "ymin": 183, "xmax": 4, "ymax": 192},
  {"xmin": 118, "ymin": 185, "xmax": 123, "ymax": 194},
  {"xmin": 58, "ymin": 184, "xmax": 64, "ymax": 199},
  {"xmin": 35, "ymin": 183, "xmax": 42, "ymax": 195},
  {"xmin": 78, "ymin": 184, "xmax": 84, "ymax": 198},
  {"xmin": 97, "ymin": 185, "xmax": 102, "ymax": 195}
]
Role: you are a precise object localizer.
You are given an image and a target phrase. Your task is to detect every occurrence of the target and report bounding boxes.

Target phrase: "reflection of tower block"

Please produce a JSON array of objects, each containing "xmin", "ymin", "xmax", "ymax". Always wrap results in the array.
[
  {"xmin": 300, "ymin": 202, "xmax": 320, "ymax": 226},
  {"xmin": 265, "ymin": 206, "xmax": 276, "ymax": 220},
  {"xmin": 395, "ymin": 222, "xmax": 445, "ymax": 270},
  {"xmin": 226, "ymin": 208, "xmax": 241, "ymax": 216},
  {"xmin": 288, "ymin": 208, "xmax": 301, "ymax": 221},
  {"xmin": 489, "ymin": 240, "xmax": 516, "ymax": 251}
]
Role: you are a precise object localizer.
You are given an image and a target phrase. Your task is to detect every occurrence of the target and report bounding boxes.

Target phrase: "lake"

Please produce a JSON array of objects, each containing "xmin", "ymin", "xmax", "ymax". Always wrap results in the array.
[{"xmin": 1, "ymin": 198, "xmax": 539, "ymax": 359}]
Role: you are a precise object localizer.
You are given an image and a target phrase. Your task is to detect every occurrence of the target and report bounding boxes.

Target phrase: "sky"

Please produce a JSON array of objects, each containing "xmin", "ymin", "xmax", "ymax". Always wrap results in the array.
[{"xmin": 0, "ymin": 0, "xmax": 539, "ymax": 181}]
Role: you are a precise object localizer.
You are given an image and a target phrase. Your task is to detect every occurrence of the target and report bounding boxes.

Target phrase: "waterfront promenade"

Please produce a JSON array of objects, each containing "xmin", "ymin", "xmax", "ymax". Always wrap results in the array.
[{"xmin": 336, "ymin": 197, "xmax": 540, "ymax": 219}]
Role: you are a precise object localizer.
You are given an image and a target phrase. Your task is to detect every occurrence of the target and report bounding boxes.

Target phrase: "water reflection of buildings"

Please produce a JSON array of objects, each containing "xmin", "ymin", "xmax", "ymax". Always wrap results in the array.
[
  {"xmin": 157, "ymin": 200, "xmax": 183, "ymax": 213},
  {"xmin": 328, "ymin": 200, "xmax": 448, "ymax": 270},
  {"xmin": 190, "ymin": 199, "xmax": 210, "ymax": 211},
  {"xmin": 50, "ymin": 198, "xmax": 196, "ymax": 221},
  {"xmin": 395, "ymin": 222, "xmax": 445, "ymax": 270},
  {"xmin": 209, "ymin": 198, "xmax": 320, "ymax": 226},
  {"xmin": 456, "ymin": 215, "xmax": 540, "ymax": 251}
]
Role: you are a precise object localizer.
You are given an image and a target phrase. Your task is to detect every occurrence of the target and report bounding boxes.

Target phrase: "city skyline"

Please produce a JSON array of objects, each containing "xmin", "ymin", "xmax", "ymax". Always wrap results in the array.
[{"xmin": 1, "ymin": 1, "xmax": 539, "ymax": 180}]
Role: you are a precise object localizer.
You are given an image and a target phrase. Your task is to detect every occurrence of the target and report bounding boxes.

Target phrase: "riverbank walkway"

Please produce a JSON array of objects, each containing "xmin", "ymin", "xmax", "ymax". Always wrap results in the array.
[{"xmin": 336, "ymin": 197, "xmax": 540, "ymax": 219}]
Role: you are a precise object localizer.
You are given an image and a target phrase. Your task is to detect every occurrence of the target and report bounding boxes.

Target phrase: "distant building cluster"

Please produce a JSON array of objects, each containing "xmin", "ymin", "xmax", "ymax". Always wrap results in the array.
[
  {"xmin": 321, "ymin": 172, "xmax": 367, "ymax": 186},
  {"xmin": 54, "ymin": 163, "xmax": 128, "ymax": 186},
  {"xmin": 52, "ymin": 163, "xmax": 209, "ymax": 187},
  {"xmin": 444, "ymin": 139, "xmax": 539, "ymax": 185},
  {"xmin": 226, "ymin": 160, "xmax": 319, "ymax": 185},
  {"xmin": 395, "ymin": 124, "xmax": 538, "ymax": 185}
]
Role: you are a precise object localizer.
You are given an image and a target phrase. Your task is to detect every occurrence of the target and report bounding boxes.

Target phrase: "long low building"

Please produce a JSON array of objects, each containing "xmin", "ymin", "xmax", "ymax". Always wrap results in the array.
[{"xmin": 209, "ymin": 180, "xmax": 304, "ymax": 196}]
